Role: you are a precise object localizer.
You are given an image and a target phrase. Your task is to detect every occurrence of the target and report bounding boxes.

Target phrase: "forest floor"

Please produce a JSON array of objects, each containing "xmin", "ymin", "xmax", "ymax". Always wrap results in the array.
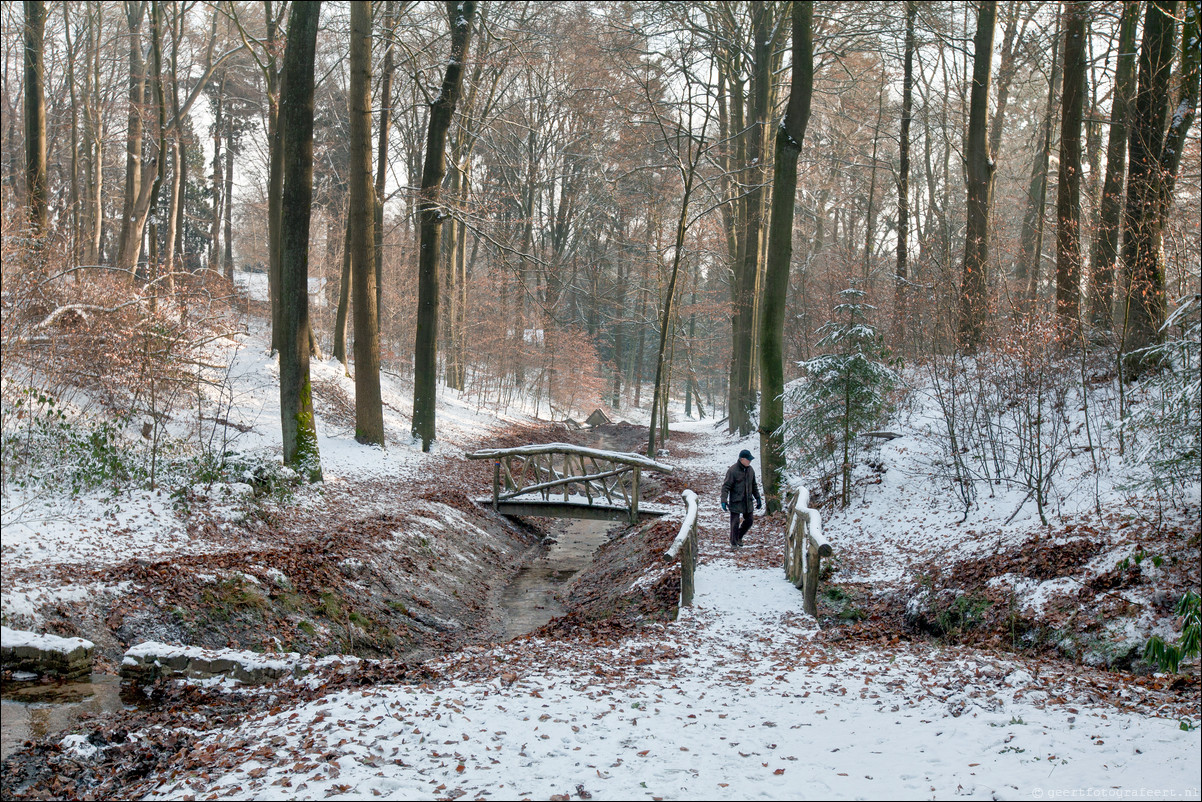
[{"xmin": 1, "ymin": 318, "xmax": 1200, "ymax": 800}]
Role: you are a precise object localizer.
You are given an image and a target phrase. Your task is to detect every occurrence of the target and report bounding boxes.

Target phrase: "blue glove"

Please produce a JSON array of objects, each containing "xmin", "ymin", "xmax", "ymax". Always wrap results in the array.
[
  {"xmin": 756, "ymin": 499, "xmax": 762, "ymax": 510},
  {"xmin": 721, "ymin": 502, "xmax": 728, "ymax": 512}
]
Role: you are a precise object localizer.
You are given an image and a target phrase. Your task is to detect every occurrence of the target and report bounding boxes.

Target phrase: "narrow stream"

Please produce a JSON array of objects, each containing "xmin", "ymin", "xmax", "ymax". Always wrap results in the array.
[
  {"xmin": 1, "ymin": 674, "xmax": 135, "ymax": 761},
  {"xmin": 0, "ymin": 517, "xmax": 619, "ymax": 760},
  {"xmin": 497, "ymin": 517, "xmax": 617, "ymax": 640}
]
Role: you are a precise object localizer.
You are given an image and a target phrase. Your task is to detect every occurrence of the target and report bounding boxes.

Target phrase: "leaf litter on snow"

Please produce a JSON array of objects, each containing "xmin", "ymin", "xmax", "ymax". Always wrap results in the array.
[{"xmin": 3, "ymin": 334, "xmax": 1199, "ymax": 800}]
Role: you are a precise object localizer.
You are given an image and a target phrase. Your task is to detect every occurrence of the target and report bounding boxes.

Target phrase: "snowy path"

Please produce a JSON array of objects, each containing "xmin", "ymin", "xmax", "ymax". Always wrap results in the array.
[
  {"xmin": 143, "ymin": 560, "xmax": 1200, "ymax": 801},
  {"xmin": 130, "ymin": 419, "xmax": 1201, "ymax": 801}
]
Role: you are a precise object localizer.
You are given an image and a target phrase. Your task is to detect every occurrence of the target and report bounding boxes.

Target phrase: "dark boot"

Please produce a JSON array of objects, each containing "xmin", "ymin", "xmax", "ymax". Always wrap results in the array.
[{"xmin": 736, "ymin": 512, "xmax": 754, "ymax": 546}]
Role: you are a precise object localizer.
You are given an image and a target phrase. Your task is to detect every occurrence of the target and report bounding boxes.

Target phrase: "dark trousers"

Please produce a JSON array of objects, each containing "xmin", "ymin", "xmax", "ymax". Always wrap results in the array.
[{"xmin": 729, "ymin": 511, "xmax": 754, "ymax": 546}]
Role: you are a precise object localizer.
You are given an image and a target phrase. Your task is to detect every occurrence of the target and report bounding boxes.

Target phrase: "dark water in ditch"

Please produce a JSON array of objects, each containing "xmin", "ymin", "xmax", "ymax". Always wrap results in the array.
[
  {"xmin": 0, "ymin": 674, "xmax": 136, "ymax": 761},
  {"xmin": 497, "ymin": 517, "xmax": 617, "ymax": 640}
]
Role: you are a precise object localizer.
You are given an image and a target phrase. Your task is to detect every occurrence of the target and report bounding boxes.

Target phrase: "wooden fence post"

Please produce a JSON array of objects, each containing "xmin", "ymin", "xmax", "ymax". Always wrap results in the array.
[
  {"xmin": 667, "ymin": 489, "xmax": 700, "ymax": 611},
  {"xmin": 783, "ymin": 484, "xmax": 832, "ymax": 618},
  {"xmin": 630, "ymin": 467, "xmax": 641, "ymax": 525},
  {"xmin": 803, "ymin": 531, "xmax": 820, "ymax": 616},
  {"xmin": 492, "ymin": 461, "xmax": 500, "ymax": 511},
  {"xmin": 680, "ymin": 526, "xmax": 695, "ymax": 607}
]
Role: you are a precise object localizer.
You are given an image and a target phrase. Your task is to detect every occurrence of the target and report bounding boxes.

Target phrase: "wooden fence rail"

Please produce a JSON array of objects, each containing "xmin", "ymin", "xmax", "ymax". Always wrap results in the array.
[
  {"xmin": 783, "ymin": 483, "xmax": 833, "ymax": 616},
  {"xmin": 665, "ymin": 489, "xmax": 699, "ymax": 609}
]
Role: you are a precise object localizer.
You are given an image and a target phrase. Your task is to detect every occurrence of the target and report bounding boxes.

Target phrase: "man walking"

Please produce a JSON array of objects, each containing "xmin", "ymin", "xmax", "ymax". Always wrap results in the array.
[{"xmin": 721, "ymin": 449, "xmax": 762, "ymax": 549}]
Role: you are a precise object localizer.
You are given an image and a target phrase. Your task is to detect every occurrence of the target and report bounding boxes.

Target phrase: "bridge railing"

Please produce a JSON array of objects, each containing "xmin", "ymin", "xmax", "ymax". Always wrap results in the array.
[
  {"xmin": 783, "ymin": 483, "xmax": 832, "ymax": 616},
  {"xmin": 665, "ymin": 489, "xmax": 699, "ymax": 608},
  {"xmin": 465, "ymin": 442, "xmax": 673, "ymax": 524}
]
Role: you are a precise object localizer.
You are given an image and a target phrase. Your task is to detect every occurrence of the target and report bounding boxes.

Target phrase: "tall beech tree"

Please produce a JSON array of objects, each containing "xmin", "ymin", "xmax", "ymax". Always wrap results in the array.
[
  {"xmin": 1055, "ymin": 1, "xmax": 1088, "ymax": 329},
  {"xmin": 1089, "ymin": 1, "xmax": 1140, "ymax": 330},
  {"xmin": 894, "ymin": 0, "xmax": 915, "ymax": 331},
  {"xmin": 374, "ymin": 0, "xmax": 397, "ymax": 325},
  {"xmin": 1123, "ymin": 0, "xmax": 1199, "ymax": 365},
  {"xmin": 264, "ymin": 1, "xmax": 288, "ymax": 353},
  {"xmin": 758, "ymin": 0, "xmax": 814, "ymax": 512},
  {"xmin": 957, "ymin": 0, "xmax": 997, "ymax": 349},
  {"xmin": 277, "ymin": 0, "xmax": 322, "ymax": 480},
  {"xmin": 23, "ymin": 0, "xmax": 47, "ymax": 237},
  {"xmin": 115, "ymin": 0, "xmax": 150, "ymax": 276},
  {"xmin": 412, "ymin": 0, "xmax": 477, "ymax": 452},
  {"xmin": 1017, "ymin": 6, "xmax": 1061, "ymax": 294},
  {"xmin": 349, "ymin": 0, "xmax": 384, "ymax": 445},
  {"xmin": 699, "ymin": 1, "xmax": 787, "ymax": 436}
]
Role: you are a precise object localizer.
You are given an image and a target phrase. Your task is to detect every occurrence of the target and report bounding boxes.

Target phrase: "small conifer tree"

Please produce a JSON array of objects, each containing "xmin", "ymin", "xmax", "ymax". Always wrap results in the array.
[{"xmin": 781, "ymin": 288, "xmax": 899, "ymax": 507}]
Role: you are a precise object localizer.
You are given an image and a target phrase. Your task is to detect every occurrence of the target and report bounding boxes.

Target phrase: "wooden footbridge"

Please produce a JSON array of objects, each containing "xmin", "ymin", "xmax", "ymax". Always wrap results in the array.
[{"xmin": 465, "ymin": 443, "xmax": 674, "ymax": 524}]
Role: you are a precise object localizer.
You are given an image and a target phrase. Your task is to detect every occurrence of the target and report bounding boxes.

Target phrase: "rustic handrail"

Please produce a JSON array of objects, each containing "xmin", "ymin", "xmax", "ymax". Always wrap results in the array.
[
  {"xmin": 465, "ymin": 442, "xmax": 674, "ymax": 472},
  {"xmin": 666, "ymin": 489, "xmax": 699, "ymax": 608},
  {"xmin": 466, "ymin": 443, "xmax": 674, "ymax": 525},
  {"xmin": 496, "ymin": 466, "xmax": 629, "ymax": 500},
  {"xmin": 783, "ymin": 483, "xmax": 832, "ymax": 616}
]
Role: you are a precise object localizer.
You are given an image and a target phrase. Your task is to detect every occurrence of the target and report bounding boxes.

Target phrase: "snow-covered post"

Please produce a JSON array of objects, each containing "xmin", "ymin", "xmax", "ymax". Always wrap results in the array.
[
  {"xmin": 784, "ymin": 483, "xmax": 831, "ymax": 616},
  {"xmin": 666, "ymin": 489, "xmax": 699, "ymax": 608}
]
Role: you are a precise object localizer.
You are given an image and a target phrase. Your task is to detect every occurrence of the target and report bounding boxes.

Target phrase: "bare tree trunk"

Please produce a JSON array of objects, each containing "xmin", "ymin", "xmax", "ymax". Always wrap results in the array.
[
  {"xmin": 729, "ymin": 1, "xmax": 773, "ymax": 437},
  {"xmin": 1055, "ymin": 1, "xmax": 1088, "ymax": 329},
  {"xmin": 988, "ymin": 0, "xmax": 1033, "ymax": 161},
  {"xmin": 412, "ymin": 0, "xmax": 477, "ymax": 451},
  {"xmin": 24, "ymin": 0, "xmax": 48, "ymax": 239},
  {"xmin": 147, "ymin": 0, "xmax": 168, "ymax": 305},
  {"xmin": 611, "ymin": 227, "xmax": 627, "ymax": 409},
  {"xmin": 350, "ymin": 0, "xmax": 384, "ymax": 445},
  {"xmin": 333, "ymin": 210, "xmax": 351, "ymax": 369},
  {"xmin": 223, "ymin": 119, "xmax": 235, "ymax": 279},
  {"xmin": 1123, "ymin": 0, "xmax": 1197, "ymax": 364},
  {"xmin": 632, "ymin": 281, "xmax": 647, "ymax": 408},
  {"xmin": 209, "ymin": 72, "xmax": 225, "ymax": 273},
  {"xmin": 895, "ymin": 0, "xmax": 915, "ymax": 335},
  {"xmin": 278, "ymin": 0, "xmax": 322, "ymax": 481},
  {"xmin": 65, "ymin": 4, "xmax": 80, "ymax": 264},
  {"xmin": 647, "ymin": 123, "xmax": 708, "ymax": 457},
  {"xmin": 759, "ymin": 0, "xmax": 813, "ymax": 512},
  {"xmin": 1018, "ymin": 6, "xmax": 1062, "ymax": 293},
  {"xmin": 266, "ymin": 1, "xmax": 285, "ymax": 352},
  {"xmin": 117, "ymin": 1, "xmax": 148, "ymax": 273},
  {"xmin": 82, "ymin": 4, "xmax": 104, "ymax": 265},
  {"xmin": 863, "ymin": 71, "xmax": 884, "ymax": 280},
  {"xmin": 1089, "ymin": 1, "xmax": 1139, "ymax": 330},
  {"xmin": 174, "ymin": 123, "xmax": 187, "ymax": 270},
  {"xmin": 374, "ymin": 0, "xmax": 396, "ymax": 330},
  {"xmin": 161, "ymin": 2, "xmax": 184, "ymax": 295},
  {"xmin": 957, "ymin": 0, "xmax": 997, "ymax": 349}
]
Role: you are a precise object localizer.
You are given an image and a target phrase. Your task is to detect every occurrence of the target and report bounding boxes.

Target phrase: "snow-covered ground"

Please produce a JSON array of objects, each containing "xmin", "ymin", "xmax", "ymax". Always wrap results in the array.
[
  {"xmin": 134, "ymin": 408, "xmax": 1202, "ymax": 800},
  {"xmin": 140, "ymin": 561, "xmax": 1200, "ymax": 801},
  {"xmin": 2, "ymin": 283, "xmax": 1200, "ymax": 799},
  {"xmin": 0, "ymin": 317, "xmax": 525, "ymax": 575}
]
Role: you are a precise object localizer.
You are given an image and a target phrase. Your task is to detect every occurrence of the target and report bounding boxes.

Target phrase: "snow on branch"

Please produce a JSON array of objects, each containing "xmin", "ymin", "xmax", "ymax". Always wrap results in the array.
[{"xmin": 33, "ymin": 300, "xmax": 145, "ymax": 331}]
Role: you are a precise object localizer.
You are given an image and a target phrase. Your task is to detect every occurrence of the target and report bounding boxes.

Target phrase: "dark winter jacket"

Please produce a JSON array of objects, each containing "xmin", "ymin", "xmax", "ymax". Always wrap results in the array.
[{"xmin": 721, "ymin": 462, "xmax": 761, "ymax": 514}]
